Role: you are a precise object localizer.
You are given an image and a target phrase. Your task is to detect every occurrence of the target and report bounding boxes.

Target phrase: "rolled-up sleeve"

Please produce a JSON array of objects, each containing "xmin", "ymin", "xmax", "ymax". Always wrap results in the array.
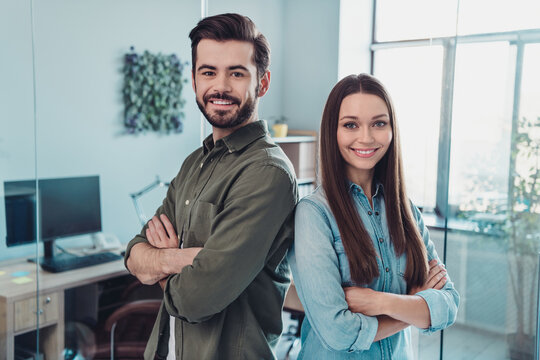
[
  {"xmin": 411, "ymin": 204, "xmax": 460, "ymax": 333},
  {"xmin": 163, "ymin": 164, "xmax": 296, "ymax": 323},
  {"xmin": 289, "ymin": 199, "xmax": 378, "ymax": 352}
]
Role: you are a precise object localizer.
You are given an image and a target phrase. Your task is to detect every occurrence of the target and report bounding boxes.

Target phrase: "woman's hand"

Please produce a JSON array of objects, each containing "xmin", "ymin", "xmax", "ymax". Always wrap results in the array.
[
  {"xmin": 343, "ymin": 287, "xmax": 385, "ymax": 316},
  {"xmin": 146, "ymin": 214, "xmax": 179, "ymax": 249},
  {"xmin": 409, "ymin": 259, "xmax": 447, "ymax": 295}
]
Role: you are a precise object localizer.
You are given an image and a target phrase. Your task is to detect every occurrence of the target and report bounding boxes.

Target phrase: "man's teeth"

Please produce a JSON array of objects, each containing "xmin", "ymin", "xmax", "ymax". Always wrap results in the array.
[
  {"xmin": 212, "ymin": 100, "xmax": 233, "ymax": 105},
  {"xmin": 355, "ymin": 149, "xmax": 375, "ymax": 154}
]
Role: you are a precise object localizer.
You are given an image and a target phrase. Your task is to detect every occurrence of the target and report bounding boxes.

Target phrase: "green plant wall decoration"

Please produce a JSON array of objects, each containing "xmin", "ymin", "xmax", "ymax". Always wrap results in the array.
[{"xmin": 123, "ymin": 47, "xmax": 188, "ymax": 134}]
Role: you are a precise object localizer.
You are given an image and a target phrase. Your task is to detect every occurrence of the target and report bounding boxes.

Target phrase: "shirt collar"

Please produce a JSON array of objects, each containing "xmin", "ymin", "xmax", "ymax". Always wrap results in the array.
[
  {"xmin": 203, "ymin": 120, "xmax": 268, "ymax": 154},
  {"xmin": 348, "ymin": 180, "xmax": 384, "ymax": 198}
]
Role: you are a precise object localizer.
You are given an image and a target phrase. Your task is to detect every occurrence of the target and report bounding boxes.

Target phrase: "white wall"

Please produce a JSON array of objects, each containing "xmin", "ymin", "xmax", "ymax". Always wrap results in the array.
[
  {"xmin": 282, "ymin": 0, "xmax": 341, "ymax": 131},
  {"xmin": 0, "ymin": 0, "xmax": 202, "ymax": 260}
]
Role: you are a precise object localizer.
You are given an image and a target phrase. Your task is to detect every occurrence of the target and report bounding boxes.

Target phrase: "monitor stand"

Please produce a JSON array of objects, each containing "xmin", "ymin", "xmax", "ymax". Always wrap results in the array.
[{"xmin": 27, "ymin": 238, "xmax": 70, "ymax": 264}]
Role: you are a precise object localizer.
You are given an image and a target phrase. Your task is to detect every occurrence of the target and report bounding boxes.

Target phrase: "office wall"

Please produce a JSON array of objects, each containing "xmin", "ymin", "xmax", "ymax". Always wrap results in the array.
[
  {"xmin": 0, "ymin": 0, "xmax": 202, "ymax": 260},
  {"xmin": 282, "ymin": 0, "xmax": 341, "ymax": 131}
]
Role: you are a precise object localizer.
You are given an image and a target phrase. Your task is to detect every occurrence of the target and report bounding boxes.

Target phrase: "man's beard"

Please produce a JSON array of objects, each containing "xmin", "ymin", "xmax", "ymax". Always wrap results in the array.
[{"xmin": 197, "ymin": 92, "xmax": 256, "ymax": 129}]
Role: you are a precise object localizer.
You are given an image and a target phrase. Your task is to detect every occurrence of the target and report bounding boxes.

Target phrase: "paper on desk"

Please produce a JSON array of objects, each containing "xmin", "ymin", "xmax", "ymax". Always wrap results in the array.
[{"xmin": 12, "ymin": 276, "xmax": 33, "ymax": 284}]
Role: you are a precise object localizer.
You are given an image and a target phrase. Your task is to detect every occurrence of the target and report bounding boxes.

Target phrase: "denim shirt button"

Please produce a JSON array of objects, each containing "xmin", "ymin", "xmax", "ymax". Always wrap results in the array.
[
  {"xmin": 375, "ymin": 211, "xmax": 380, "ymax": 216},
  {"xmin": 379, "ymin": 238, "xmax": 384, "ymax": 243},
  {"xmin": 385, "ymin": 267, "xmax": 389, "ymax": 272},
  {"xmin": 368, "ymin": 211, "xmax": 372, "ymax": 215}
]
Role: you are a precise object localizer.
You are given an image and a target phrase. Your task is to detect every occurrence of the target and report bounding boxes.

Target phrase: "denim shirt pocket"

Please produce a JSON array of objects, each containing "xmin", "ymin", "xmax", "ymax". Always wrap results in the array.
[{"xmin": 333, "ymin": 238, "xmax": 354, "ymax": 286}]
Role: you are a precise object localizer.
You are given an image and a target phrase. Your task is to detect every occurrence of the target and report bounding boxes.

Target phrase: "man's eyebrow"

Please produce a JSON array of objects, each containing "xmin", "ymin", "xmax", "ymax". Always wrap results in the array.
[
  {"xmin": 197, "ymin": 64, "xmax": 216, "ymax": 72},
  {"xmin": 228, "ymin": 65, "xmax": 249, "ymax": 71}
]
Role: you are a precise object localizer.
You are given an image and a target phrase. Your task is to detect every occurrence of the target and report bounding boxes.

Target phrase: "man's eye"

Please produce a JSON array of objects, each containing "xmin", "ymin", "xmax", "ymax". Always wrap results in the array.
[
  {"xmin": 232, "ymin": 72, "xmax": 244, "ymax": 77},
  {"xmin": 202, "ymin": 71, "xmax": 214, "ymax": 76}
]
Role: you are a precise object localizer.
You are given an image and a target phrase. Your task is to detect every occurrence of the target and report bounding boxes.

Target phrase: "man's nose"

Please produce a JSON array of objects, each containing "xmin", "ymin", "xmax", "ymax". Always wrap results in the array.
[{"xmin": 213, "ymin": 73, "xmax": 232, "ymax": 93}]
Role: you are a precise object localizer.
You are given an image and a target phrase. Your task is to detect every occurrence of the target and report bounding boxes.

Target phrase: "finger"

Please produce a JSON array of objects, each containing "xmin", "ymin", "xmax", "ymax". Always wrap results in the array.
[
  {"xmin": 428, "ymin": 270, "xmax": 447, "ymax": 288},
  {"xmin": 146, "ymin": 229, "xmax": 156, "ymax": 246},
  {"xmin": 428, "ymin": 259, "xmax": 439, "ymax": 270},
  {"xmin": 151, "ymin": 216, "xmax": 169, "ymax": 242},
  {"xmin": 160, "ymin": 214, "xmax": 177, "ymax": 239},
  {"xmin": 147, "ymin": 221, "xmax": 159, "ymax": 244},
  {"xmin": 433, "ymin": 275, "xmax": 448, "ymax": 290},
  {"xmin": 427, "ymin": 264, "xmax": 446, "ymax": 281}
]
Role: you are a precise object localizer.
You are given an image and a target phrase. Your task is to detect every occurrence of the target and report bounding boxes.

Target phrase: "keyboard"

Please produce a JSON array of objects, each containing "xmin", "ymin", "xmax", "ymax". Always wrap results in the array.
[{"xmin": 39, "ymin": 251, "xmax": 123, "ymax": 273}]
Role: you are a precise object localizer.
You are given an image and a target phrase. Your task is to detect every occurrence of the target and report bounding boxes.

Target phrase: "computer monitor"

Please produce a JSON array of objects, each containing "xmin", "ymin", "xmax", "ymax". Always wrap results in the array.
[{"xmin": 4, "ymin": 175, "xmax": 102, "ymax": 261}]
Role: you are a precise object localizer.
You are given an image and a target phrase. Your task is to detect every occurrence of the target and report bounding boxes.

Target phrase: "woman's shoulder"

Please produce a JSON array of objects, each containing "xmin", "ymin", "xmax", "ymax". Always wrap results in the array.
[{"xmin": 298, "ymin": 186, "xmax": 330, "ymax": 209}]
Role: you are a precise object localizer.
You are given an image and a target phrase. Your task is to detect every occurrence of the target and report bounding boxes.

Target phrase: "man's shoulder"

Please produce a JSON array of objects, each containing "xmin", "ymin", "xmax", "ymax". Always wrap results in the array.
[{"xmin": 243, "ymin": 136, "xmax": 296, "ymax": 180}]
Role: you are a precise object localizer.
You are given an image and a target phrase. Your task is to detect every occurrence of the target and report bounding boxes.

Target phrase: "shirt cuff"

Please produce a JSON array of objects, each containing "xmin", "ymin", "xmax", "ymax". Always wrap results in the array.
[
  {"xmin": 350, "ymin": 314, "xmax": 378, "ymax": 351},
  {"xmin": 416, "ymin": 289, "xmax": 445, "ymax": 333}
]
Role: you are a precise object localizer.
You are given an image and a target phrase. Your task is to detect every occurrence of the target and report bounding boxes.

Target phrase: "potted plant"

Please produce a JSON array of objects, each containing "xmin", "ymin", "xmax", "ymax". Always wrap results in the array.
[
  {"xmin": 506, "ymin": 115, "xmax": 540, "ymax": 360},
  {"xmin": 123, "ymin": 47, "xmax": 188, "ymax": 134},
  {"xmin": 271, "ymin": 116, "xmax": 288, "ymax": 138}
]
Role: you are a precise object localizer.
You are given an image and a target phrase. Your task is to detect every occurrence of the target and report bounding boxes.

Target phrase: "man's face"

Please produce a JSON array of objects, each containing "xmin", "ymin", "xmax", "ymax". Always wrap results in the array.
[{"xmin": 192, "ymin": 39, "xmax": 269, "ymax": 130}]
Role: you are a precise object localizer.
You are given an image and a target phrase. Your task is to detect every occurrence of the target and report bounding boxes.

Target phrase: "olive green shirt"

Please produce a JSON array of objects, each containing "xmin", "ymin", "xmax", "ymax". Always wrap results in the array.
[{"xmin": 125, "ymin": 120, "xmax": 298, "ymax": 360}]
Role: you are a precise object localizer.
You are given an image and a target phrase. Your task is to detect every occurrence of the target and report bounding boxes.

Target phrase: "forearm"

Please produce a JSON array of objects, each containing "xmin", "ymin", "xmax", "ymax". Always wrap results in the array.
[
  {"xmin": 126, "ymin": 242, "xmax": 188, "ymax": 285},
  {"xmin": 373, "ymin": 315, "xmax": 409, "ymax": 342},
  {"xmin": 381, "ymin": 293, "xmax": 431, "ymax": 329}
]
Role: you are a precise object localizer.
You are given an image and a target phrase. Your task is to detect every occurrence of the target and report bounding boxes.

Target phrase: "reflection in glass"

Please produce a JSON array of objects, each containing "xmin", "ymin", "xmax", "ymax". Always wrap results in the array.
[{"xmin": 374, "ymin": 45, "xmax": 443, "ymax": 209}]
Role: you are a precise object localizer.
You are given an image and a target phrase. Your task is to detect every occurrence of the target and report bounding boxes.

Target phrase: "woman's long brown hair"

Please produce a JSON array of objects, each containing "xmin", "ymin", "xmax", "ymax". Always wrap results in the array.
[{"xmin": 320, "ymin": 74, "xmax": 428, "ymax": 287}]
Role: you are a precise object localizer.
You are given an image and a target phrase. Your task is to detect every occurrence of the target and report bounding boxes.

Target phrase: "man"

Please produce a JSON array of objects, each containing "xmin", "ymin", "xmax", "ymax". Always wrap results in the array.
[{"xmin": 125, "ymin": 13, "xmax": 297, "ymax": 360}]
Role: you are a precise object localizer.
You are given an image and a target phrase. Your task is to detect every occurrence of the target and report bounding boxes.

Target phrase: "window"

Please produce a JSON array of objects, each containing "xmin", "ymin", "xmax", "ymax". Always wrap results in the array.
[{"xmin": 365, "ymin": 1, "xmax": 540, "ymax": 359}]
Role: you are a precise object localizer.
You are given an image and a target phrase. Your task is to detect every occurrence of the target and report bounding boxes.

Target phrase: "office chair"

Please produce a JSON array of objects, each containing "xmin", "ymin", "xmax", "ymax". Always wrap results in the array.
[{"xmin": 93, "ymin": 299, "xmax": 161, "ymax": 360}]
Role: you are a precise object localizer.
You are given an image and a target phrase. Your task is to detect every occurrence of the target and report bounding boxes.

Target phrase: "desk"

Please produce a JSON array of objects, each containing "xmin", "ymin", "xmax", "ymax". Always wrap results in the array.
[{"xmin": 0, "ymin": 257, "xmax": 128, "ymax": 360}]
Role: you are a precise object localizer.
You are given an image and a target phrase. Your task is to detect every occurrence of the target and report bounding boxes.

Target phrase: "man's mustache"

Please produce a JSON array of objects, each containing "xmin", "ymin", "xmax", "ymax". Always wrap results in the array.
[{"xmin": 203, "ymin": 92, "xmax": 241, "ymax": 105}]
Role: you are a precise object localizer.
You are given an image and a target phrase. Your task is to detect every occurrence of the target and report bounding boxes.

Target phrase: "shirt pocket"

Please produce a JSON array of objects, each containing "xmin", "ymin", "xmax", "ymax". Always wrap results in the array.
[{"xmin": 184, "ymin": 200, "xmax": 221, "ymax": 247}]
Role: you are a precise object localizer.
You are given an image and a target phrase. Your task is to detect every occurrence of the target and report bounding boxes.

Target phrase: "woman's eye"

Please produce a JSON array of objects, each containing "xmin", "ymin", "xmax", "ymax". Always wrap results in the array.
[
  {"xmin": 374, "ymin": 121, "xmax": 388, "ymax": 127},
  {"xmin": 344, "ymin": 122, "xmax": 357, "ymax": 129}
]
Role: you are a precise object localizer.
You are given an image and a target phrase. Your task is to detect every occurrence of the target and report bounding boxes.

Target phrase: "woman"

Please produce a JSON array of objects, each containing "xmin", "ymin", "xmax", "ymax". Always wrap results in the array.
[{"xmin": 288, "ymin": 74, "xmax": 459, "ymax": 359}]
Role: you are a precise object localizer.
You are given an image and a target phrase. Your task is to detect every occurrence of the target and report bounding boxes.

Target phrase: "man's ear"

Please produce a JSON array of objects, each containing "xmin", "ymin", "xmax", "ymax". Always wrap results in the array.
[
  {"xmin": 257, "ymin": 70, "xmax": 270, "ymax": 97},
  {"xmin": 192, "ymin": 70, "xmax": 196, "ymax": 92}
]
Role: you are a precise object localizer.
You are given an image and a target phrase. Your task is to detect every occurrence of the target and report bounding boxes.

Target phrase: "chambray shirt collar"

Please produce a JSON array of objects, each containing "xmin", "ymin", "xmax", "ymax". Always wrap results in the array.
[
  {"xmin": 202, "ymin": 120, "xmax": 268, "ymax": 154},
  {"xmin": 348, "ymin": 179, "xmax": 384, "ymax": 198}
]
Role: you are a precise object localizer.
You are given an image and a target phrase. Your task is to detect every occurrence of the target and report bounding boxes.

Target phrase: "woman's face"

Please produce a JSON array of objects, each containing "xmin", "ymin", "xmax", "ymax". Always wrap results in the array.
[{"xmin": 336, "ymin": 92, "xmax": 393, "ymax": 185}]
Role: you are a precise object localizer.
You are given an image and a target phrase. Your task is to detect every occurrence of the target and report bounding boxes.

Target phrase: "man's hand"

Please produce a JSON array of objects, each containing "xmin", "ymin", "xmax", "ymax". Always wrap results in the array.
[
  {"xmin": 147, "ymin": 214, "xmax": 179, "ymax": 249},
  {"xmin": 343, "ymin": 287, "xmax": 384, "ymax": 316},
  {"xmin": 409, "ymin": 259, "xmax": 447, "ymax": 295}
]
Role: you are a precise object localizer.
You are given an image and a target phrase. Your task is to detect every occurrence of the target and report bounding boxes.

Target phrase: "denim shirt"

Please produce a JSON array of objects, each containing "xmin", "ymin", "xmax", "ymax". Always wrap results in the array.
[{"xmin": 288, "ymin": 184, "xmax": 459, "ymax": 359}]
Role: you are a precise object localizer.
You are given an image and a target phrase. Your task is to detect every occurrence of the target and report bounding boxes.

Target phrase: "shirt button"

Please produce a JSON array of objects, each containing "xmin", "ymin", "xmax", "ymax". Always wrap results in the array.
[
  {"xmin": 185, "ymin": 200, "xmax": 190, "ymax": 205},
  {"xmin": 379, "ymin": 238, "xmax": 384, "ymax": 243},
  {"xmin": 368, "ymin": 211, "xmax": 372, "ymax": 215},
  {"xmin": 385, "ymin": 267, "xmax": 389, "ymax": 272},
  {"xmin": 199, "ymin": 162, "xmax": 203, "ymax": 168},
  {"xmin": 375, "ymin": 211, "xmax": 380, "ymax": 216}
]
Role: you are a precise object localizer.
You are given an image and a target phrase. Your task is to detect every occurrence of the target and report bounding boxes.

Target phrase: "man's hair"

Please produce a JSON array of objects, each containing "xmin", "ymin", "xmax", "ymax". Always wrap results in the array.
[{"xmin": 189, "ymin": 13, "xmax": 270, "ymax": 80}]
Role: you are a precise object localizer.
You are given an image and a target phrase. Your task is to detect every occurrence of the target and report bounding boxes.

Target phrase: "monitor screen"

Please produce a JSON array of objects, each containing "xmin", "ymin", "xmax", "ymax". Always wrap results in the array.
[{"xmin": 4, "ymin": 176, "xmax": 102, "ymax": 247}]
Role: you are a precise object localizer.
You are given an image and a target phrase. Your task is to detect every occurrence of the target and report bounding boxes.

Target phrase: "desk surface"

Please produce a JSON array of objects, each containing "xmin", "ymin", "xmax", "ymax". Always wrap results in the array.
[{"xmin": 0, "ymin": 257, "xmax": 128, "ymax": 302}]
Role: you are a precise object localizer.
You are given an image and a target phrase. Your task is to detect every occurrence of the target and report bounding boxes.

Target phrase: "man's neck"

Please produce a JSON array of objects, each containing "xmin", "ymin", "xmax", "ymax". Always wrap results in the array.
[{"xmin": 212, "ymin": 118, "xmax": 257, "ymax": 143}]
